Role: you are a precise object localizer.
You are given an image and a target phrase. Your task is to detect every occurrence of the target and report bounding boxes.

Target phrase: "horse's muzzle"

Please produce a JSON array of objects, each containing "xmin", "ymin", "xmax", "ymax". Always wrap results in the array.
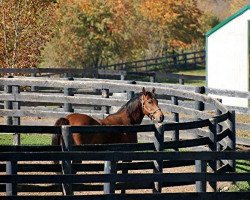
[
  {"xmin": 159, "ymin": 115, "xmax": 164, "ymax": 122},
  {"xmin": 154, "ymin": 112, "xmax": 164, "ymax": 123}
]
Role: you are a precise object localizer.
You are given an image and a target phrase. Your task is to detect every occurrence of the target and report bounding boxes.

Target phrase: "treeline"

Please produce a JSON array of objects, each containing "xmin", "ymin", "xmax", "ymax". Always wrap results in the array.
[{"xmin": 0, "ymin": 0, "xmax": 248, "ymax": 70}]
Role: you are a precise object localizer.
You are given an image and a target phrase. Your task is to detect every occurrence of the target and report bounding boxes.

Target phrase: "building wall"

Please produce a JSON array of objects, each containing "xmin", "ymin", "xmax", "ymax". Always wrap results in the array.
[{"xmin": 207, "ymin": 10, "xmax": 250, "ymax": 107}]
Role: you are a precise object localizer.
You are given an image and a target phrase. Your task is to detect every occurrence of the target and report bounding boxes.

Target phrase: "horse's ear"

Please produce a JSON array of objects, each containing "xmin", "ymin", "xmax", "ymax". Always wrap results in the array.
[
  {"xmin": 152, "ymin": 87, "xmax": 155, "ymax": 94},
  {"xmin": 142, "ymin": 87, "xmax": 146, "ymax": 95}
]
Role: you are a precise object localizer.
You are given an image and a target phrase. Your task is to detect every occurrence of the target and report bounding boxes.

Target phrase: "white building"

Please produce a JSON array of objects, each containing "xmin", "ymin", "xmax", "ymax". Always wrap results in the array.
[{"xmin": 206, "ymin": 5, "xmax": 250, "ymax": 107}]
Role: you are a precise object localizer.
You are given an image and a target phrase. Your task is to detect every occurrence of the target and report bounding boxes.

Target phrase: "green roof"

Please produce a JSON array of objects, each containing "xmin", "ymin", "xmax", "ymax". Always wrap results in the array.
[{"xmin": 206, "ymin": 4, "xmax": 250, "ymax": 37}]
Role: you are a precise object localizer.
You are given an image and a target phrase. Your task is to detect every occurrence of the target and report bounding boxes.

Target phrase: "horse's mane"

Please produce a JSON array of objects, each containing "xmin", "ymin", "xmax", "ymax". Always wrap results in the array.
[
  {"xmin": 115, "ymin": 92, "xmax": 142, "ymax": 114},
  {"xmin": 114, "ymin": 91, "xmax": 156, "ymax": 115}
]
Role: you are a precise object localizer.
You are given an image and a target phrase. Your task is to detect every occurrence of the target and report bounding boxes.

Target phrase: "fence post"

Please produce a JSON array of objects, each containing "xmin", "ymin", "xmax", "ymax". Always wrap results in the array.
[
  {"xmin": 6, "ymin": 161, "xmax": 17, "ymax": 196},
  {"xmin": 150, "ymin": 74, "xmax": 155, "ymax": 83},
  {"xmin": 216, "ymin": 99, "xmax": 223, "ymax": 169},
  {"xmin": 104, "ymin": 161, "xmax": 117, "ymax": 194},
  {"xmin": 102, "ymin": 88, "xmax": 110, "ymax": 115},
  {"xmin": 228, "ymin": 110, "xmax": 236, "ymax": 172},
  {"xmin": 120, "ymin": 71, "xmax": 126, "ymax": 81},
  {"xmin": 31, "ymin": 72, "xmax": 37, "ymax": 92},
  {"xmin": 64, "ymin": 77, "xmax": 74, "ymax": 113},
  {"xmin": 121, "ymin": 83, "xmax": 135, "ymax": 194},
  {"xmin": 172, "ymin": 50, "xmax": 178, "ymax": 68},
  {"xmin": 12, "ymin": 85, "xmax": 21, "ymax": 145},
  {"xmin": 194, "ymin": 51, "xmax": 197, "ymax": 68},
  {"xmin": 195, "ymin": 160, "xmax": 207, "ymax": 192},
  {"xmin": 184, "ymin": 53, "xmax": 187, "ymax": 67},
  {"xmin": 61, "ymin": 125, "xmax": 73, "ymax": 195},
  {"xmin": 120, "ymin": 74, "xmax": 125, "ymax": 80},
  {"xmin": 153, "ymin": 123, "xmax": 164, "ymax": 193},
  {"xmin": 195, "ymin": 86, "xmax": 205, "ymax": 112},
  {"xmin": 179, "ymin": 78, "xmax": 184, "ymax": 85},
  {"xmin": 63, "ymin": 72, "xmax": 69, "ymax": 78},
  {"xmin": 127, "ymin": 81, "xmax": 136, "ymax": 100},
  {"xmin": 171, "ymin": 96, "xmax": 179, "ymax": 151},
  {"xmin": 4, "ymin": 76, "xmax": 13, "ymax": 125},
  {"xmin": 208, "ymin": 118, "xmax": 218, "ymax": 192}
]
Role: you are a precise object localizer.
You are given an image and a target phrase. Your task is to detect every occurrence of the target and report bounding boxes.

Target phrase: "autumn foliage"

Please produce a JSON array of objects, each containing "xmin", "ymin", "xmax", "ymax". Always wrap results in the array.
[
  {"xmin": 0, "ymin": 0, "xmax": 56, "ymax": 68},
  {"xmin": 0, "ymin": 0, "xmax": 226, "ymax": 69}
]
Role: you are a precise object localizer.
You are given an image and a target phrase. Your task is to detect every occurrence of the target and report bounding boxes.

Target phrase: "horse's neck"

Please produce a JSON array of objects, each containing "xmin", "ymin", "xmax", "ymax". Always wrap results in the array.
[
  {"xmin": 121, "ymin": 108, "xmax": 145, "ymax": 125},
  {"xmin": 102, "ymin": 107, "xmax": 144, "ymax": 125}
]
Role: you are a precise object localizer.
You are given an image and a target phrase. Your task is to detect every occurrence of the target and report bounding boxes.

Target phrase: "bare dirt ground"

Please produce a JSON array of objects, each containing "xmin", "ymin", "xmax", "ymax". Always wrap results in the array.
[{"xmin": 0, "ymin": 116, "xmax": 234, "ymax": 196}]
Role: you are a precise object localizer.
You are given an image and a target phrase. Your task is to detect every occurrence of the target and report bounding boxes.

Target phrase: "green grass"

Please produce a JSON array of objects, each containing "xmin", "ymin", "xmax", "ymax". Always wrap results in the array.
[
  {"xmin": 0, "ymin": 134, "xmax": 51, "ymax": 145},
  {"xmin": 227, "ymin": 160, "xmax": 250, "ymax": 192},
  {"xmin": 178, "ymin": 68, "xmax": 205, "ymax": 86},
  {"xmin": 162, "ymin": 66, "xmax": 206, "ymax": 86},
  {"xmin": 176, "ymin": 68, "xmax": 206, "ymax": 76},
  {"xmin": 176, "ymin": 67, "xmax": 206, "ymax": 86}
]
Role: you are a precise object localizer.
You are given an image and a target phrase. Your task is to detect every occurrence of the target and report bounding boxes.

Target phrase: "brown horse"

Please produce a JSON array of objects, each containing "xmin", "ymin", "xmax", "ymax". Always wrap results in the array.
[{"xmin": 52, "ymin": 87, "xmax": 164, "ymax": 146}]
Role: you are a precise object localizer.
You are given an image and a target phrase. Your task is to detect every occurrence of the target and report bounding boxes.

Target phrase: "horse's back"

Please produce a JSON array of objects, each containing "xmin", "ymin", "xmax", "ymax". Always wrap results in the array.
[
  {"xmin": 66, "ymin": 113, "xmax": 101, "ymax": 126},
  {"xmin": 65, "ymin": 113, "xmax": 104, "ymax": 144}
]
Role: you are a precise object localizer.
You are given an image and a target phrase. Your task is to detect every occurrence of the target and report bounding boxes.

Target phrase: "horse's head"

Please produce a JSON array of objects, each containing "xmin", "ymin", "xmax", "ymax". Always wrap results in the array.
[{"xmin": 141, "ymin": 87, "xmax": 164, "ymax": 123}]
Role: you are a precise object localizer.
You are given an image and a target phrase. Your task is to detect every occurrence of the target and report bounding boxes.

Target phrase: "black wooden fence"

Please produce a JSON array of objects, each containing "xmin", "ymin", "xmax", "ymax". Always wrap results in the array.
[
  {"xmin": 0, "ymin": 117, "xmax": 248, "ymax": 199},
  {"xmin": 165, "ymin": 73, "xmax": 206, "ymax": 85},
  {"xmin": 0, "ymin": 50, "xmax": 205, "ymax": 79},
  {"xmin": 99, "ymin": 50, "xmax": 205, "ymax": 72}
]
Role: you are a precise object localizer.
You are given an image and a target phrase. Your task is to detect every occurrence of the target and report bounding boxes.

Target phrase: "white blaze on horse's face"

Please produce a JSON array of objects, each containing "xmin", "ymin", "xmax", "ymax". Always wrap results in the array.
[{"xmin": 141, "ymin": 88, "xmax": 164, "ymax": 123}]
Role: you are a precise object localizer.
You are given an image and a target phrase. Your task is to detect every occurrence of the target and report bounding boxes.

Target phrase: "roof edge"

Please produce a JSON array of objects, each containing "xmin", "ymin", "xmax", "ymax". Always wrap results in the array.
[{"xmin": 206, "ymin": 4, "xmax": 250, "ymax": 37}]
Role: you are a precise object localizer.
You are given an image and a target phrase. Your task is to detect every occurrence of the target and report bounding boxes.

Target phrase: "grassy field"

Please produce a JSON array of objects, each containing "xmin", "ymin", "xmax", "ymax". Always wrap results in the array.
[
  {"xmin": 0, "ymin": 133, "xmax": 51, "ymax": 146},
  {"xmin": 228, "ymin": 160, "xmax": 250, "ymax": 192},
  {"xmin": 156, "ymin": 66, "xmax": 206, "ymax": 86},
  {"xmin": 177, "ymin": 67, "xmax": 206, "ymax": 76}
]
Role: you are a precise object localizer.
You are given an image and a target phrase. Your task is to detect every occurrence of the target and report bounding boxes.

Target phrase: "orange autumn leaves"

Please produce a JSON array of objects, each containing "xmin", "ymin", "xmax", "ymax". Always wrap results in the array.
[
  {"xmin": 139, "ymin": 0, "xmax": 203, "ymax": 49},
  {"xmin": 0, "ymin": 0, "xmax": 56, "ymax": 69},
  {"xmin": 1, "ymin": 0, "xmax": 212, "ymax": 69},
  {"xmin": 140, "ymin": 0, "xmax": 178, "ymax": 25}
]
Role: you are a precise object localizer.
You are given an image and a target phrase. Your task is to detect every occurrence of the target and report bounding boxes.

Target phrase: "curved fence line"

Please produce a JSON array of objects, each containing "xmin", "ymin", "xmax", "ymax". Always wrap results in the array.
[
  {"xmin": 0, "ymin": 76, "xmax": 248, "ymax": 148},
  {"xmin": 0, "ymin": 76, "xmax": 245, "ymax": 198}
]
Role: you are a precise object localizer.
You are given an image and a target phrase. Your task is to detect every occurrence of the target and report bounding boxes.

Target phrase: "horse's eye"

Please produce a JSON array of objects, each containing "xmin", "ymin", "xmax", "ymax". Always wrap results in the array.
[{"xmin": 148, "ymin": 100, "xmax": 153, "ymax": 104}]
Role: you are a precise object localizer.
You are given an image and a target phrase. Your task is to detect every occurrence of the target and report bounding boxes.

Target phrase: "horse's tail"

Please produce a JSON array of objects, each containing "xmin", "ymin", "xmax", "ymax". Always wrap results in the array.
[
  {"xmin": 52, "ymin": 117, "xmax": 70, "ymax": 146},
  {"xmin": 52, "ymin": 118, "xmax": 70, "ymax": 165}
]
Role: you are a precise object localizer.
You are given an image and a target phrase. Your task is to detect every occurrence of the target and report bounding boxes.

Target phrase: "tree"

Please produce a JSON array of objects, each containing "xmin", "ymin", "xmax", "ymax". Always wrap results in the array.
[
  {"xmin": 229, "ymin": 0, "xmax": 250, "ymax": 14},
  {"xmin": 41, "ymin": 0, "xmax": 147, "ymax": 69},
  {"xmin": 40, "ymin": 1, "xmax": 86, "ymax": 68},
  {"xmin": 0, "ymin": 0, "xmax": 56, "ymax": 69},
  {"xmin": 139, "ymin": 0, "xmax": 204, "ymax": 57},
  {"xmin": 42, "ymin": 0, "xmax": 215, "ymax": 69}
]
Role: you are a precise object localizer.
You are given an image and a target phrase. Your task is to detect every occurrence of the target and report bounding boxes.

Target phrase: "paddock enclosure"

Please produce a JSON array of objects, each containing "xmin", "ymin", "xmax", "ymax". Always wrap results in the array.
[{"xmin": 0, "ymin": 77, "xmax": 249, "ymax": 199}]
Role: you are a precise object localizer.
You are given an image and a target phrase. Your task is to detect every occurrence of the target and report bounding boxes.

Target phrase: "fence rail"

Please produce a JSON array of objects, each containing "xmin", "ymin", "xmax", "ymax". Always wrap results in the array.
[
  {"xmin": 0, "ymin": 50, "xmax": 205, "ymax": 79},
  {"xmin": 0, "ymin": 193, "xmax": 249, "ymax": 200},
  {"xmin": 0, "ymin": 118, "xmax": 246, "ymax": 198},
  {"xmin": 99, "ymin": 50, "xmax": 205, "ymax": 72},
  {"xmin": 0, "ymin": 76, "xmax": 249, "ymax": 147},
  {"xmin": 165, "ymin": 73, "xmax": 206, "ymax": 85}
]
